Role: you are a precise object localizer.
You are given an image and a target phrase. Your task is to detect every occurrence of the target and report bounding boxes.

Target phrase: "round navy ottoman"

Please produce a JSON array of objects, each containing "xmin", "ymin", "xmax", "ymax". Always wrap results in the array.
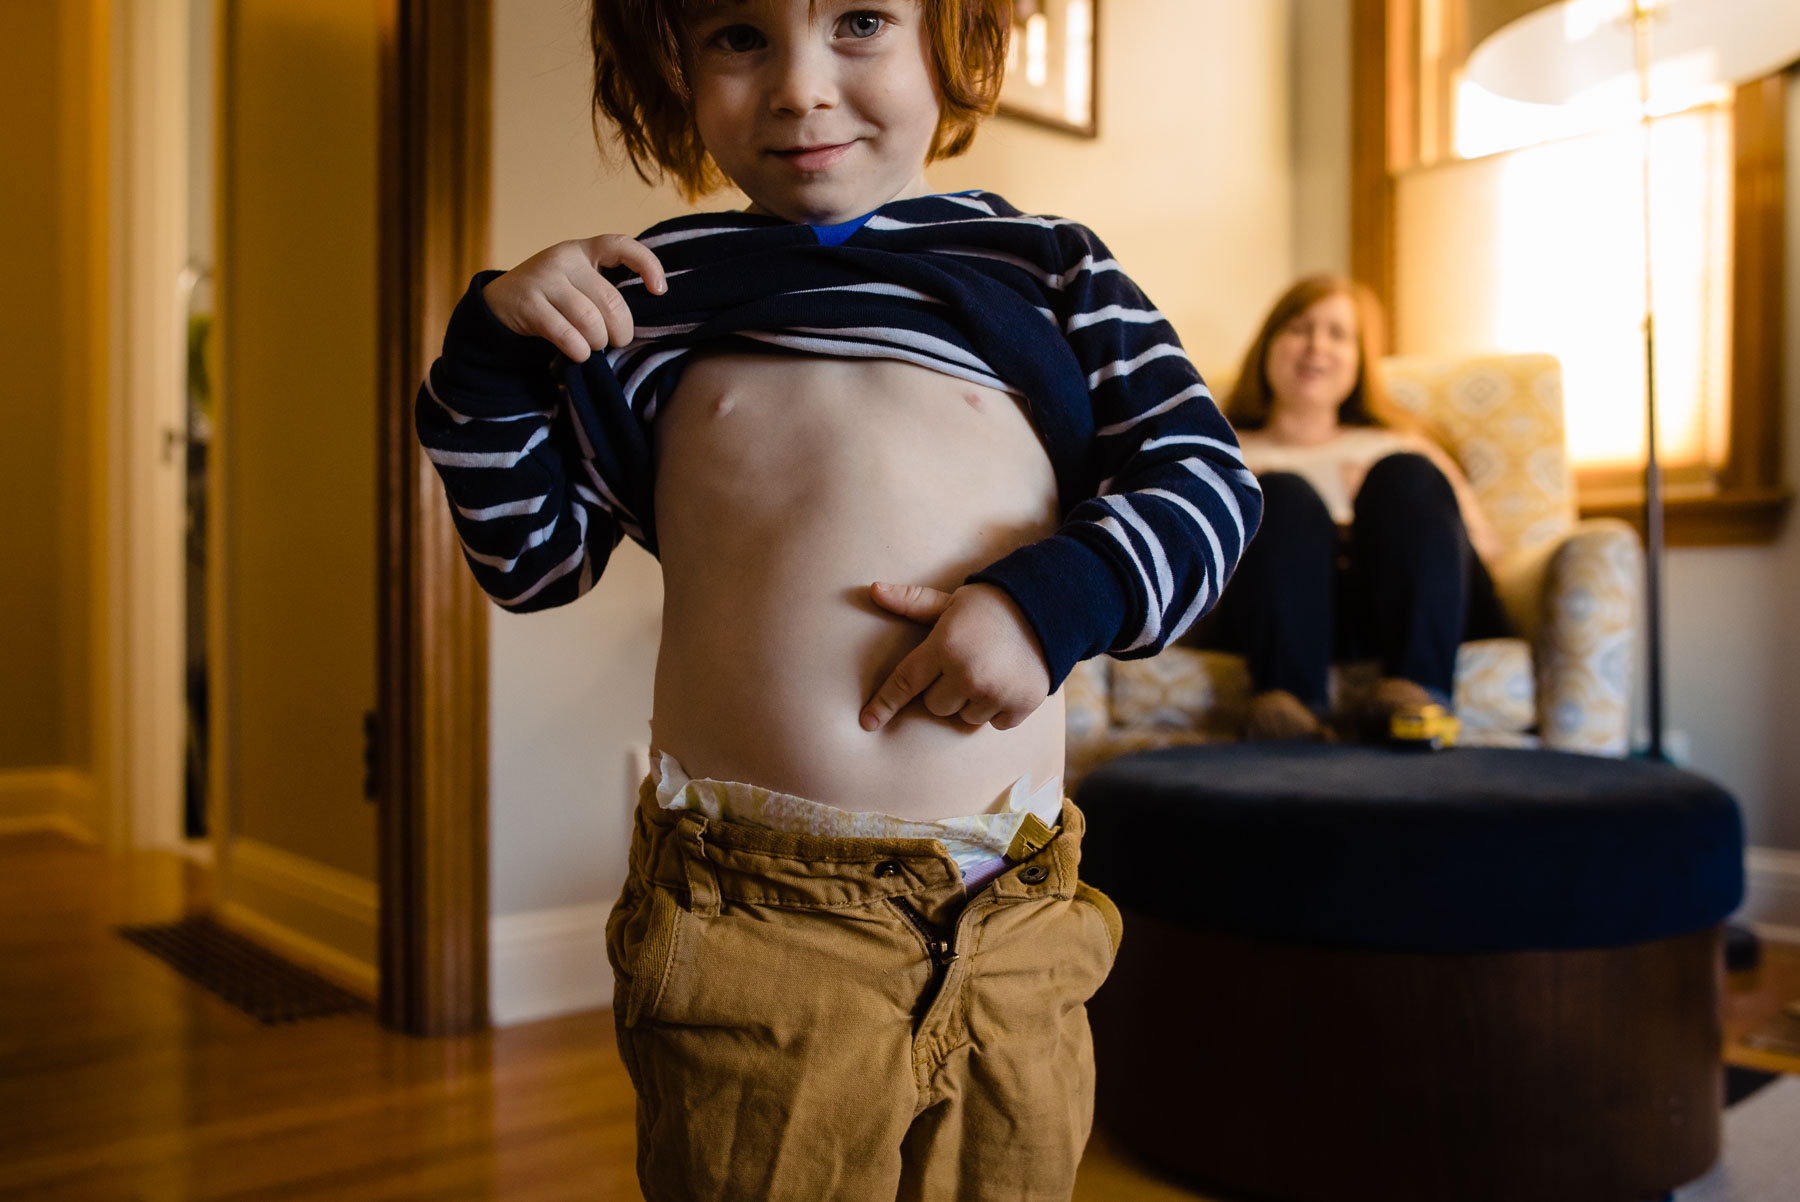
[{"xmin": 1077, "ymin": 744, "xmax": 1745, "ymax": 1202}]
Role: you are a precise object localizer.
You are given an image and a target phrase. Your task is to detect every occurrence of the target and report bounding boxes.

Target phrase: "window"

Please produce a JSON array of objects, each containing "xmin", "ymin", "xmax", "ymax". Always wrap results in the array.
[{"xmin": 1351, "ymin": 0, "xmax": 1790, "ymax": 544}]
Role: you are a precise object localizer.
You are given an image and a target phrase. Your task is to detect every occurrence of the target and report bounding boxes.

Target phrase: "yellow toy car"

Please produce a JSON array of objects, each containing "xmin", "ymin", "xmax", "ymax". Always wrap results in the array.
[{"xmin": 1389, "ymin": 703, "xmax": 1461, "ymax": 750}]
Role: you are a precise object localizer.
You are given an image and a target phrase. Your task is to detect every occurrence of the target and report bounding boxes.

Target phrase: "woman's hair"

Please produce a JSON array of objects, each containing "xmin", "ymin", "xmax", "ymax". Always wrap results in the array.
[
  {"xmin": 591, "ymin": 0, "xmax": 1012, "ymax": 199},
  {"xmin": 1222, "ymin": 274, "xmax": 1404, "ymax": 432}
]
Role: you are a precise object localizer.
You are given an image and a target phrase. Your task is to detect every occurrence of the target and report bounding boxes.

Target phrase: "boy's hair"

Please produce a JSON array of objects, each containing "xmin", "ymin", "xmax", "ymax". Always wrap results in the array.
[
  {"xmin": 1223, "ymin": 274, "xmax": 1409, "ymax": 433},
  {"xmin": 591, "ymin": 0, "xmax": 1012, "ymax": 199}
]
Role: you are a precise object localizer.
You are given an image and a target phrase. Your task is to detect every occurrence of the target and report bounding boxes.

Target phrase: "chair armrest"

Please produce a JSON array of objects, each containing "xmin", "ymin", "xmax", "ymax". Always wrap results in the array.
[
  {"xmin": 1516, "ymin": 519, "xmax": 1642, "ymax": 755},
  {"xmin": 1062, "ymin": 652, "xmax": 1238, "ymax": 788},
  {"xmin": 1490, "ymin": 539, "xmax": 1560, "ymax": 645}
]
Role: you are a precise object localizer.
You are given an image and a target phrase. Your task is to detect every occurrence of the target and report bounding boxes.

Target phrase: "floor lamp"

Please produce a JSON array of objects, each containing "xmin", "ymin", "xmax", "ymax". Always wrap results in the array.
[{"xmin": 1466, "ymin": 0, "xmax": 1800, "ymax": 762}]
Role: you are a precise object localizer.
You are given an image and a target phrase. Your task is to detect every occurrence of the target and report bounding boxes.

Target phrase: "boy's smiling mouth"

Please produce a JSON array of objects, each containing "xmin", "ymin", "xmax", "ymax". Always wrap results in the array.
[{"xmin": 767, "ymin": 141, "xmax": 857, "ymax": 171}]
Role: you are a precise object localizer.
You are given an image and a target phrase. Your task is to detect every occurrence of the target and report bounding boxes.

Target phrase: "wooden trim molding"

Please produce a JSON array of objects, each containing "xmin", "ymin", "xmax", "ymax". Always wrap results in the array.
[
  {"xmin": 1580, "ymin": 489, "xmax": 1791, "ymax": 547},
  {"xmin": 219, "ymin": 837, "xmax": 381, "ymax": 999},
  {"xmin": 376, "ymin": 0, "xmax": 492, "ymax": 1036},
  {"xmin": 1350, "ymin": 0, "xmax": 1398, "ymax": 319},
  {"xmin": 1713, "ymin": 72, "xmax": 1792, "ymax": 539}
]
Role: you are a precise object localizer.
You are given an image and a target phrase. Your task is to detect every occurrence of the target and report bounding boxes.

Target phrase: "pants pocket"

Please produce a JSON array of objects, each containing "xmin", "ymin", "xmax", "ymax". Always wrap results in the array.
[{"xmin": 608, "ymin": 883, "xmax": 682, "ymax": 1028}]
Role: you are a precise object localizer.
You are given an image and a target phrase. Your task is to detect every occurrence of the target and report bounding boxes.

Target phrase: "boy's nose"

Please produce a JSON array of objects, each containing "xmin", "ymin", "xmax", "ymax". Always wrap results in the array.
[{"xmin": 768, "ymin": 46, "xmax": 837, "ymax": 115}]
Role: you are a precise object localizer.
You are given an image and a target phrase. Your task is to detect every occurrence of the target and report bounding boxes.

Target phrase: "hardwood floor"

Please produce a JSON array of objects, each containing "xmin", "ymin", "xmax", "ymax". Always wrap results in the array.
[
  {"xmin": 1723, "ymin": 935, "xmax": 1800, "ymax": 1076},
  {"xmin": 2, "ymin": 831, "xmax": 1794, "ymax": 1201},
  {"xmin": 0, "ymin": 833, "xmax": 642, "ymax": 1201}
]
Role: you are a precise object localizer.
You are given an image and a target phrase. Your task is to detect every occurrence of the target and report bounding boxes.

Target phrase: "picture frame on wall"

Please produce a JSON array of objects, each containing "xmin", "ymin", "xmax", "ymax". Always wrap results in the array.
[{"xmin": 998, "ymin": 0, "xmax": 1100, "ymax": 138}]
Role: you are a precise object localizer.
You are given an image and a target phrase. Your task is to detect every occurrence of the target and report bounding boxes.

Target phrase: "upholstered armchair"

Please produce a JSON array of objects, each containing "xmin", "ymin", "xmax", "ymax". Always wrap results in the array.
[{"xmin": 1066, "ymin": 353, "xmax": 1642, "ymax": 783}]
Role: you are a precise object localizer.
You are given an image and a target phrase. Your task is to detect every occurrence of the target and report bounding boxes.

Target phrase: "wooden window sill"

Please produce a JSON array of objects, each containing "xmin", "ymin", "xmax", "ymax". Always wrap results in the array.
[{"xmin": 1578, "ymin": 487, "xmax": 1793, "ymax": 547}]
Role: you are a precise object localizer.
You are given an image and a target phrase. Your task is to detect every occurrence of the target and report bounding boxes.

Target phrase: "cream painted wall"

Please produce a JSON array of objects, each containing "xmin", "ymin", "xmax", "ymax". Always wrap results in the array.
[
  {"xmin": 930, "ymin": 2, "xmax": 1294, "ymax": 379},
  {"xmin": 487, "ymin": 0, "xmax": 685, "ymax": 917},
  {"xmin": 0, "ymin": 3, "xmax": 93, "ymax": 777},
  {"xmin": 487, "ymin": 0, "xmax": 1299, "ymax": 917},
  {"xmin": 1289, "ymin": 0, "xmax": 1352, "ymax": 278}
]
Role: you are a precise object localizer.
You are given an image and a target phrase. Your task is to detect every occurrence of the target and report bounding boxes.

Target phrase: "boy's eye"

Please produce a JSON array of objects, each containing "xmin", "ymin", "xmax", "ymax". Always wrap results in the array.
[
  {"xmin": 715, "ymin": 24, "xmax": 766, "ymax": 53},
  {"xmin": 839, "ymin": 12, "xmax": 886, "ymax": 39}
]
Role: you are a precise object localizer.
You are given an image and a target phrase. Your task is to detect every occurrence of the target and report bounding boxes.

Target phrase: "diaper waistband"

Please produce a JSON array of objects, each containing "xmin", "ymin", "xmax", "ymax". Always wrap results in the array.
[
  {"xmin": 649, "ymin": 751, "xmax": 1064, "ymax": 891},
  {"xmin": 626, "ymin": 773, "xmax": 1089, "ymax": 922}
]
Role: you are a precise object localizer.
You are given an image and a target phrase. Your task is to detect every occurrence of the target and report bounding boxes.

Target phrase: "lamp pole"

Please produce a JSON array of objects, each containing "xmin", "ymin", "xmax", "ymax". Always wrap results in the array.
[{"xmin": 1632, "ymin": 0, "xmax": 1665, "ymax": 763}]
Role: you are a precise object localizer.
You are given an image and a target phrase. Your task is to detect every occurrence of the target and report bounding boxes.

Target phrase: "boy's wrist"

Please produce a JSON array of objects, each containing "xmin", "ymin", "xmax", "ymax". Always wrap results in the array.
[
  {"xmin": 446, "ymin": 269, "xmax": 561, "ymax": 372},
  {"xmin": 967, "ymin": 535, "xmax": 1134, "ymax": 690}
]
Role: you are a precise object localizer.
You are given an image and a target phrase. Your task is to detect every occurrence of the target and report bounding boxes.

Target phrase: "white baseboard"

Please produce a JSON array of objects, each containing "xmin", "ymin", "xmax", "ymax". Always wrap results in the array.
[
  {"xmin": 1740, "ymin": 846, "xmax": 1800, "ymax": 943},
  {"xmin": 490, "ymin": 902, "xmax": 614, "ymax": 1028},
  {"xmin": 217, "ymin": 837, "xmax": 378, "ymax": 998},
  {"xmin": 210, "ymin": 829, "xmax": 1790, "ymax": 1027},
  {"xmin": 0, "ymin": 768, "xmax": 97, "ymax": 840}
]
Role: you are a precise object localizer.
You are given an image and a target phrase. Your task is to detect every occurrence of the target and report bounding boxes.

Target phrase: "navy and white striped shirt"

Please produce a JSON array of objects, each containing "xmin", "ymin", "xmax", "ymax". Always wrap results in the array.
[{"xmin": 417, "ymin": 190, "xmax": 1262, "ymax": 689}]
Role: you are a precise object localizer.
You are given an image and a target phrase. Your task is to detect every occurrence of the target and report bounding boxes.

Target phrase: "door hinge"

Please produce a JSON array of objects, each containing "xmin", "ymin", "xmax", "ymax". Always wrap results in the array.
[{"xmin": 362, "ymin": 709, "xmax": 382, "ymax": 802}]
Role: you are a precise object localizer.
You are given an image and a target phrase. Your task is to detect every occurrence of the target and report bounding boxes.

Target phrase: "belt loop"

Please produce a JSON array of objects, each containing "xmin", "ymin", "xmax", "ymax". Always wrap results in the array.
[
  {"xmin": 679, "ymin": 813, "xmax": 720, "ymax": 918},
  {"xmin": 1051, "ymin": 800, "xmax": 1081, "ymax": 897}
]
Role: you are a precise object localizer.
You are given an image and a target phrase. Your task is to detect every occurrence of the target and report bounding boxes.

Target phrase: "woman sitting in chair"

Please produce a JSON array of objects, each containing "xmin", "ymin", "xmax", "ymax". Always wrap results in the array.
[{"xmin": 1208, "ymin": 275, "xmax": 1511, "ymax": 741}]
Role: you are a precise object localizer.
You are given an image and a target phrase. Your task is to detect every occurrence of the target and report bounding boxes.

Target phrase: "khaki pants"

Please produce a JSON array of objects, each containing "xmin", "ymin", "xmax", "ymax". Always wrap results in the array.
[{"xmin": 605, "ymin": 779, "xmax": 1123, "ymax": 1202}]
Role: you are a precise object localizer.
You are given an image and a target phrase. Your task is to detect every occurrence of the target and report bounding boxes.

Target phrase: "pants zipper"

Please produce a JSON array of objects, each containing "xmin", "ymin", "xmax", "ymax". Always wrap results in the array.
[
  {"xmin": 892, "ymin": 898, "xmax": 959, "ymax": 968},
  {"xmin": 892, "ymin": 897, "xmax": 960, "ymax": 1034}
]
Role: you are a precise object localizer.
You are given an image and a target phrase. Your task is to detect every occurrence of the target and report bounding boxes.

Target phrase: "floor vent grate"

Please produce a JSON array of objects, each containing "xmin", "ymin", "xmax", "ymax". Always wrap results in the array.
[{"xmin": 118, "ymin": 914, "xmax": 369, "ymax": 1025}]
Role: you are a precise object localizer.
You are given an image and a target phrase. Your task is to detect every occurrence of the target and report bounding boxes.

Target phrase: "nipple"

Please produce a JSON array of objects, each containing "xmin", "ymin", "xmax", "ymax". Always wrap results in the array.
[
  {"xmin": 713, "ymin": 396, "xmax": 735, "ymax": 418},
  {"xmin": 963, "ymin": 391, "xmax": 984, "ymax": 410}
]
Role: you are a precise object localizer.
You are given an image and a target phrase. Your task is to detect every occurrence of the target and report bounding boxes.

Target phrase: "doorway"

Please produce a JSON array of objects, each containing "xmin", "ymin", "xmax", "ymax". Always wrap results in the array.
[
  {"xmin": 115, "ymin": 0, "xmax": 385, "ymax": 996},
  {"xmin": 112, "ymin": 0, "xmax": 210, "ymax": 858},
  {"xmin": 107, "ymin": 0, "xmax": 493, "ymax": 1034}
]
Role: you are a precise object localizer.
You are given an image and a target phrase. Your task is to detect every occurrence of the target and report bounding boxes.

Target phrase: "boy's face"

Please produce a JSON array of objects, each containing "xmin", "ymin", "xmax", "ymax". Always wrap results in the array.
[{"xmin": 685, "ymin": 1, "xmax": 941, "ymax": 225}]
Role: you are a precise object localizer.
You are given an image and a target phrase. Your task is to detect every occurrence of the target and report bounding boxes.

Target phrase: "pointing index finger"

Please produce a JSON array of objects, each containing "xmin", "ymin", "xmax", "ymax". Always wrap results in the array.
[{"xmin": 861, "ymin": 644, "xmax": 941, "ymax": 732}]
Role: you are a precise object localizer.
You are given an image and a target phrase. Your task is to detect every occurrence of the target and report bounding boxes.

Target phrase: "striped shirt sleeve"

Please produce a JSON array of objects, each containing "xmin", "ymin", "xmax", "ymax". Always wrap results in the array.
[
  {"xmin": 414, "ymin": 271, "xmax": 623, "ymax": 612},
  {"xmin": 969, "ymin": 222, "xmax": 1263, "ymax": 687}
]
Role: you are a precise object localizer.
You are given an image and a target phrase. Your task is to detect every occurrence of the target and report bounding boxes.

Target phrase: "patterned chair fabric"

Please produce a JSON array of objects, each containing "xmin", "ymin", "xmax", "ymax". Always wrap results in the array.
[{"xmin": 1066, "ymin": 353, "xmax": 1641, "ymax": 785}]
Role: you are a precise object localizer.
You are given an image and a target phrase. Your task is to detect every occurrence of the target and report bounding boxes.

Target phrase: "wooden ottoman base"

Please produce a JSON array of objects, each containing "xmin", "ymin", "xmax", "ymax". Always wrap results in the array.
[{"xmin": 1091, "ymin": 910, "xmax": 1723, "ymax": 1202}]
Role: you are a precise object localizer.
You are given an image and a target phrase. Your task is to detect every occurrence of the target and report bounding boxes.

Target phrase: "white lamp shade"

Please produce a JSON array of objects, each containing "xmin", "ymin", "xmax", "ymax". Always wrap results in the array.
[{"xmin": 1466, "ymin": 0, "xmax": 1800, "ymax": 108}]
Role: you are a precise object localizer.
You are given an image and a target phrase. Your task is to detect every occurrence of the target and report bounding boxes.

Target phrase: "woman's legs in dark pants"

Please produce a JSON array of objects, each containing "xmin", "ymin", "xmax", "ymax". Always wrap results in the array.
[
  {"xmin": 1349, "ymin": 452, "xmax": 1499, "ymax": 701},
  {"xmin": 1207, "ymin": 453, "xmax": 1509, "ymax": 722},
  {"xmin": 1215, "ymin": 472, "xmax": 1338, "ymax": 712}
]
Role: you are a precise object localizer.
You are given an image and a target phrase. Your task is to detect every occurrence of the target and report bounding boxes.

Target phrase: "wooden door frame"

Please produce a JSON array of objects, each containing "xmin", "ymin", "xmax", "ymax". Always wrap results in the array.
[{"xmin": 376, "ymin": 0, "xmax": 492, "ymax": 1036}]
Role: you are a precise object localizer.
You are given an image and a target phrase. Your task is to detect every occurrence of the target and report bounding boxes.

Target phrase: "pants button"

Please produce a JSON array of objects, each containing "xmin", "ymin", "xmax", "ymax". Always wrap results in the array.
[
  {"xmin": 875, "ymin": 860, "xmax": 902, "ymax": 878},
  {"xmin": 1019, "ymin": 865, "xmax": 1048, "ymax": 884}
]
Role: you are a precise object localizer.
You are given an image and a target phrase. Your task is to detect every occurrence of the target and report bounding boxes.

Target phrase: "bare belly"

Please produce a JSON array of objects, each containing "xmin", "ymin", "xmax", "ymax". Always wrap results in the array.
[{"xmin": 650, "ymin": 353, "xmax": 1066, "ymax": 821}]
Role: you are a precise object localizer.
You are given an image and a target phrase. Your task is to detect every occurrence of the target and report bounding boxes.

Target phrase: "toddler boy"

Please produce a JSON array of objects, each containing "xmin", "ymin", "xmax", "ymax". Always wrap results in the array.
[{"xmin": 418, "ymin": 2, "xmax": 1261, "ymax": 1197}]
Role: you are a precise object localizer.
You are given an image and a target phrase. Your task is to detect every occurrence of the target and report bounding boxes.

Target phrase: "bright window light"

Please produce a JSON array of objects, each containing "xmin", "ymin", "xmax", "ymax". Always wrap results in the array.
[
  {"xmin": 1025, "ymin": 13, "xmax": 1049, "ymax": 89},
  {"xmin": 1401, "ymin": 105, "xmax": 1731, "ymax": 471},
  {"xmin": 1062, "ymin": 1, "xmax": 1092, "ymax": 126}
]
